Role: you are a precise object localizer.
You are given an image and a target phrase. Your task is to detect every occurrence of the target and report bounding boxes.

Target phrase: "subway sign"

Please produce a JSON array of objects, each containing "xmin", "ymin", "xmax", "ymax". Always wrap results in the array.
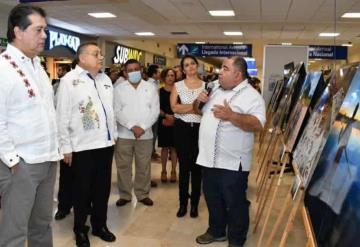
[{"xmin": 113, "ymin": 45, "xmax": 143, "ymax": 64}]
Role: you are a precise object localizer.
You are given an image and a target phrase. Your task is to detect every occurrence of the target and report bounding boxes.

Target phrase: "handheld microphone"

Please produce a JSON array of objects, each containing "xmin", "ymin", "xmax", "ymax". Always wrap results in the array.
[{"xmin": 198, "ymin": 81, "xmax": 215, "ymax": 110}]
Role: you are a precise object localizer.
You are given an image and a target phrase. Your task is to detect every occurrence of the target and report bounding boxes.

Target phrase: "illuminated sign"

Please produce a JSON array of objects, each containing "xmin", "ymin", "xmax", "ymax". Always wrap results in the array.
[
  {"xmin": 113, "ymin": 45, "xmax": 143, "ymax": 64},
  {"xmin": 48, "ymin": 30, "xmax": 80, "ymax": 53}
]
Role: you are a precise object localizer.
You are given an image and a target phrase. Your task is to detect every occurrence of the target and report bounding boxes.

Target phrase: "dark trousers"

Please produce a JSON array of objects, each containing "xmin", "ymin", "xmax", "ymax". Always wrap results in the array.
[
  {"xmin": 202, "ymin": 166, "xmax": 250, "ymax": 246},
  {"xmin": 72, "ymin": 146, "xmax": 114, "ymax": 233},
  {"xmin": 57, "ymin": 160, "xmax": 73, "ymax": 212},
  {"xmin": 174, "ymin": 119, "xmax": 202, "ymax": 206}
]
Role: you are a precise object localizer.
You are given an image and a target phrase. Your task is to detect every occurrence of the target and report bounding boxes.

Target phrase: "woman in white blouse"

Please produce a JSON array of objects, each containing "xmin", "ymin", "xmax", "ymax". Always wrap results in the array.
[{"xmin": 170, "ymin": 55, "xmax": 205, "ymax": 218}]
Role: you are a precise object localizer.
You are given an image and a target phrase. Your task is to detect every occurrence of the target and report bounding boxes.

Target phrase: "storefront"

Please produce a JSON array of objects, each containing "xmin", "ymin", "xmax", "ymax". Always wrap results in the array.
[{"xmin": 41, "ymin": 26, "xmax": 96, "ymax": 80}]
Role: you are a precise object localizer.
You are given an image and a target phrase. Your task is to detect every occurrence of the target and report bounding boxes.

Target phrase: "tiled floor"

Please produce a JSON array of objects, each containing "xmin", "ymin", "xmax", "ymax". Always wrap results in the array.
[{"xmin": 1, "ymin": 138, "xmax": 309, "ymax": 247}]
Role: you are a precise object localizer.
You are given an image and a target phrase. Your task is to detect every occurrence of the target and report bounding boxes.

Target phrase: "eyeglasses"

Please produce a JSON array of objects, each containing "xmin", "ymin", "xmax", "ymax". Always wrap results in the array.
[{"xmin": 82, "ymin": 51, "xmax": 103, "ymax": 58}]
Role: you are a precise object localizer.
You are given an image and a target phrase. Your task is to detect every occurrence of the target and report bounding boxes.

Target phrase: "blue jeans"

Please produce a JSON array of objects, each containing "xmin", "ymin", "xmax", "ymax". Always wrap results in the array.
[{"xmin": 202, "ymin": 166, "xmax": 250, "ymax": 246}]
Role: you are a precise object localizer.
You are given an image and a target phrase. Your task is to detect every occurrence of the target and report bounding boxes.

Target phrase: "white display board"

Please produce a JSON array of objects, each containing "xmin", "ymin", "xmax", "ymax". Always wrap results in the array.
[{"xmin": 262, "ymin": 45, "xmax": 308, "ymax": 105}]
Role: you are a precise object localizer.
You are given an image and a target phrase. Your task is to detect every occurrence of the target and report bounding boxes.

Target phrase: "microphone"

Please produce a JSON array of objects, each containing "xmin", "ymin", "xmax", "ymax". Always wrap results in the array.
[{"xmin": 198, "ymin": 81, "xmax": 215, "ymax": 110}]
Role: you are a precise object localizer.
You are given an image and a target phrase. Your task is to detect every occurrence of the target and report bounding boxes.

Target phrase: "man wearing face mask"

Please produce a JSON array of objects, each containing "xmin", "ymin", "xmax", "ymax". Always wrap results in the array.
[{"xmin": 114, "ymin": 59, "xmax": 160, "ymax": 207}]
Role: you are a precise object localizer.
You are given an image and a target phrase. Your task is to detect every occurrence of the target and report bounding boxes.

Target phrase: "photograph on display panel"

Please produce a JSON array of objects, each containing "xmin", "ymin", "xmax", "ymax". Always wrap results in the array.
[
  {"xmin": 304, "ymin": 65, "xmax": 360, "ymax": 247},
  {"xmin": 271, "ymin": 63, "xmax": 306, "ymax": 131},
  {"xmin": 294, "ymin": 65, "xmax": 357, "ymax": 187},
  {"xmin": 283, "ymin": 71, "xmax": 326, "ymax": 152}
]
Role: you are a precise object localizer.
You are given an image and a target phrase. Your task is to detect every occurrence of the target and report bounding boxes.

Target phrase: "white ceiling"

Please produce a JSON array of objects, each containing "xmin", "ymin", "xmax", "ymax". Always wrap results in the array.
[{"xmin": 1, "ymin": 0, "xmax": 360, "ymax": 44}]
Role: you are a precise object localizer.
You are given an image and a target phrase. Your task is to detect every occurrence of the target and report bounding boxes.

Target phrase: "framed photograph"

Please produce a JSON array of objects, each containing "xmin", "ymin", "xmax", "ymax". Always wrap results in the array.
[{"xmin": 304, "ymin": 65, "xmax": 360, "ymax": 247}]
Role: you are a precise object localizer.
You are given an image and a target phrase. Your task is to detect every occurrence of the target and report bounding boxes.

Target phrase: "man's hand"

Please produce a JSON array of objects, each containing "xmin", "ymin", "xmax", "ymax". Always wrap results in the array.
[
  {"xmin": 10, "ymin": 164, "xmax": 19, "ymax": 174},
  {"xmin": 212, "ymin": 100, "xmax": 234, "ymax": 121},
  {"xmin": 197, "ymin": 91, "xmax": 210, "ymax": 105},
  {"xmin": 132, "ymin": 126, "xmax": 145, "ymax": 139},
  {"xmin": 63, "ymin": 153, "xmax": 73, "ymax": 166}
]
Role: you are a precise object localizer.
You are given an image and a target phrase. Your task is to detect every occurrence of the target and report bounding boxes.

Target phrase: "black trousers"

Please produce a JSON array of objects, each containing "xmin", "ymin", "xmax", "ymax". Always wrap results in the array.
[
  {"xmin": 202, "ymin": 166, "xmax": 250, "ymax": 246},
  {"xmin": 57, "ymin": 160, "xmax": 73, "ymax": 212},
  {"xmin": 72, "ymin": 146, "xmax": 114, "ymax": 233},
  {"xmin": 174, "ymin": 119, "xmax": 202, "ymax": 206}
]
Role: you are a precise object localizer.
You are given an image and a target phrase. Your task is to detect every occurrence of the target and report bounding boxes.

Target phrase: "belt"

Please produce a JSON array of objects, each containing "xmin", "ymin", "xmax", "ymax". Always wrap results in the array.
[{"xmin": 175, "ymin": 118, "xmax": 200, "ymax": 127}]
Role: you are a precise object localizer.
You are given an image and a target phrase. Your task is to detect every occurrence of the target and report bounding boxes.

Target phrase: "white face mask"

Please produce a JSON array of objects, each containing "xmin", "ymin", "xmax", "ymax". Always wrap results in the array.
[{"xmin": 128, "ymin": 71, "xmax": 142, "ymax": 84}]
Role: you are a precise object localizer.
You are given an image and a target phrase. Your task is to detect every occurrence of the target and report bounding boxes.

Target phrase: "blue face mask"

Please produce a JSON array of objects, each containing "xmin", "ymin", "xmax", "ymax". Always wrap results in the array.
[{"xmin": 128, "ymin": 71, "xmax": 142, "ymax": 84}]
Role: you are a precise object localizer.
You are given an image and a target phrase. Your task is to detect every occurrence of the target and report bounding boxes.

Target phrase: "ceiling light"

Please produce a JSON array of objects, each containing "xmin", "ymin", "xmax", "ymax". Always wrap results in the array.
[
  {"xmin": 88, "ymin": 12, "xmax": 116, "ymax": 18},
  {"xmin": 342, "ymin": 42, "xmax": 353, "ymax": 47},
  {"xmin": 209, "ymin": 10, "xmax": 235, "ymax": 17},
  {"xmin": 195, "ymin": 41, "xmax": 206, "ymax": 44},
  {"xmin": 233, "ymin": 42, "xmax": 243, "ymax": 44},
  {"xmin": 224, "ymin": 31, "xmax": 243, "ymax": 36},
  {"xmin": 342, "ymin": 12, "xmax": 360, "ymax": 18},
  {"xmin": 282, "ymin": 42, "xmax": 292, "ymax": 46},
  {"xmin": 319, "ymin": 32, "xmax": 340, "ymax": 37},
  {"xmin": 135, "ymin": 32, "xmax": 155, "ymax": 36}
]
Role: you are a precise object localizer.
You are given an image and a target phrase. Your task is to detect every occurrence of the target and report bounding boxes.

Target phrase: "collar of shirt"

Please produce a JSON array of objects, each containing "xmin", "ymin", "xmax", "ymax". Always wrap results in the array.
[
  {"xmin": 74, "ymin": 64, "xmax": 103, "ymax": 79},
  {"xmin": 6, "ymin": 43, "xmax": 40, "ymax": 65}
]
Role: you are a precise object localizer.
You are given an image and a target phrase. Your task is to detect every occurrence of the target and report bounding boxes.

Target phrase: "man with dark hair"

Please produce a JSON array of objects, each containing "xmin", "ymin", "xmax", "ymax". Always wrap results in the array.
[
  {"xmin": 56, "ymin": 42, "xmax": 117, "ymax": 246},
  {"xmin": 194, "ymin": 56, "xmax": 266, "ymax": 247},
  {"xmin": 114, "ymin": 59, "xmax": 159, "ymax": 207},
  {"xmin": 0, "ymin": 4, "xmax": 61, "ymax": 246}
]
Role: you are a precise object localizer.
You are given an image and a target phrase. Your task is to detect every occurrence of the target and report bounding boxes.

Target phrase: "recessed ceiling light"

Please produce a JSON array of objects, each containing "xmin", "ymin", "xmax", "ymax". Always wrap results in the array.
[
  {"xmin": 209, "ymin": 10, "xmax": 235, "ymax": 16},
  {"xmin": 224, "ymin": 31, "xmax": 243, "ymax": 36},
  {"xmin": 195, "ymin": 41, "xmax": 206, "ymax": 44},
  {"xmin": 88, "ymin": 12, "xmax": 116, "ymax": 18},
  {"xmin": 342, "ymin": 12, "xmax": 360, "ymax": 18},
  {"xmin": 282, "ymin": 42, "xmax": 292, "ymax": 46},
  {"xmin": 342, "ymin": 43, "xmax": 353, "ymax": 47},
  {"xmin": 233, "ymin": 42, "xmax": 243, "ymax": 44},
  {"xmin": 135, "ymin": 32, "xmax": 155, "ymax": 36},
  {"xmin": 319, "ymin": 32, "xmax": 340, "ymax": 37}
]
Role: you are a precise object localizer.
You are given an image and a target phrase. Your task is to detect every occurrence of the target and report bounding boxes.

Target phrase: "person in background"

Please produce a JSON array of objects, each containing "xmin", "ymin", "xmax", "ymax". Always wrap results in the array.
[
  {"xmin": 158, "ymin": 68, "xmax": 177, "ymax": 183},
  {"xmin": 170, "ymin": 55, "xmax": 205, "ymax": 218},
  {"xmin": 0, "ymin": 4, "xmax": 61, "ymax": 246},
  {"xmin": 52, "ymin": 63, "xmax": 71, "ymax": 94},
  {"xmin": 141, "ymin": 65, "xmax": 149, "ymax": 81},
  {"xmin": 249, "ymin": 76, "xmax": 261, "ymax": 94},
  {"xmin": 54, "ymin": 63, "xmax": 73, "ymax": 222},
  {"xmin": 147, "ymin": 64, "xmax": 162, "ymax": 187},
  {"xmin": 174, "ymin": 64, "xmax": 184, "ymax": 82},
  {"xmin": 107, "ymin": 67, "xmax": 119, "ymax": 85},
  {"xmin": 56, "ymin": 42, "xmax": 117, "ymax": 247},
  {"xmin": 114, "ymin": 68, "xmax": 126, "ymax": 88},
  {"xmin": 194, "ymin": 56, "xmax": 266, "ymax": 247},
  {"xmin": 114, "ymin": 59, "xmax": 159, "ymax": 207}
]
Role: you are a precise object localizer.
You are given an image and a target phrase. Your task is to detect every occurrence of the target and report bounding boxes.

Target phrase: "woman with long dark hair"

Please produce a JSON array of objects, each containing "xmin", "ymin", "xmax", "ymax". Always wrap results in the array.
[{"xmin": 170, "ymin": 55, "xmax": 205, "ymax": 218}]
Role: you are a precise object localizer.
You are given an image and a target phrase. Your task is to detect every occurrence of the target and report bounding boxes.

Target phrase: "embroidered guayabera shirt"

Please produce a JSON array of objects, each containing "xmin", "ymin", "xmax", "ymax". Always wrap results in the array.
[
  {"xmin": 114, "ymin": 80, "xmax": 160, "ymax": 140},
  {"xmin": 56, "ymin": 65, "xmax": 116, "ymax": 154},
  {"xmin": 196, "ymin": 80, "xmax": 266, "ymax": 172},
  {"xmin": 0, "ymin": 44, "xmax": 61, "ymax": 167}
]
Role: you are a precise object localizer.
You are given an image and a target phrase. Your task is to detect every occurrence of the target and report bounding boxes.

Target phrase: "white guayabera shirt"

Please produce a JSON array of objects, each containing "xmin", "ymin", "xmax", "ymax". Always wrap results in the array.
[
  {"xmin": 196, "ymin": 80, "xmax": 266, "ymax": 172},
  {"xmin": 0, "ymin": 44, "xmax": 61, "ymax": 167}
]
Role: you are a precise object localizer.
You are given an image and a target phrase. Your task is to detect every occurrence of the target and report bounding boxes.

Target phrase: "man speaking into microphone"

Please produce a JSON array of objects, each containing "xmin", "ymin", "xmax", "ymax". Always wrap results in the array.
[{"xmin": 194, "ymin": 56, "xmax": 266, "ymax": 247}]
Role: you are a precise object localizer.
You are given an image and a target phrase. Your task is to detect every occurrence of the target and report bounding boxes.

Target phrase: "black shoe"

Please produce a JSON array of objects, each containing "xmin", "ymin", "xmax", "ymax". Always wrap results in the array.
[
  {"xmin": 116, "ymin": 198, "xmax": 131, "ymax": 207},
  {"xmin": 92, "ymin": 226, "xmax": 116, "ymax": 242},
  {"xmin": 151, "ymin": 180, "xmax": 158, "ymax": 187},
  {"xmin": 54, "ymin": 210, "xmax": 69, "ymax": 220},
  {"xmin": 139, "ymin": 197, "xmax": 154, "ymax": 206},
  {"xmin": 75, "ymin": 229, "xmax": 90, "ymax": 247},
  {"xmin": 176, "ymin": 205, "xmax": 187, "ymax": 217},
  {"xmin": 190, "ymin": 205, "xmax": 198, "ymax": 218}
]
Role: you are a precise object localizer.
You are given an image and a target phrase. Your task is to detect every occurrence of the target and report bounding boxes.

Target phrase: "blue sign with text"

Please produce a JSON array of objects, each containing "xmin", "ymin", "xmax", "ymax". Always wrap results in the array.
[
  {"xmin": 177, "ymin": 43, "xmax": 252, "ymax": 57},
  {"xmin": 309, "ymin": 45, "xmax": 347, "ymax": 60}
]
